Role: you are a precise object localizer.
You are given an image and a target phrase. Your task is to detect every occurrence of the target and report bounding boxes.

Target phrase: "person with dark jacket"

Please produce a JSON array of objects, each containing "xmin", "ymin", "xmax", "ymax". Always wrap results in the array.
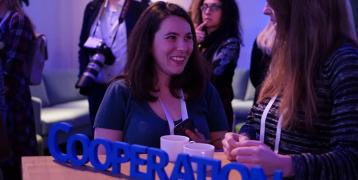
[
  {"xmin": 190, "ymin": 0, "xmax": 242, "ymax": 131},
  {"xmin": 250, "ymin": 19, "xmax": 276, "ymax": 102},
  {"xmin": 77, "ymin": 0, "xmax": 147, "ymax": 126},
  {"xmin": 0, "ymin": 0, "xmax": 38, "ymax": 179}
]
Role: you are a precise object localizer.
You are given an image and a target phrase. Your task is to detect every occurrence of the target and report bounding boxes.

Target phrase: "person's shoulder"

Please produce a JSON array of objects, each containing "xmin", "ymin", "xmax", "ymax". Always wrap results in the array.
[
  {"xmin": 8, "ymin": 11, "xmax": 33, "ymax": 31},
  {"xmin": 9, "ymin": 10, "xmax": 27, "ymax": 23},
  {"xmin": 323, "ymin": 43, "xmax": 358, "ymax": 82},
  {"xmin": 325, "ymin": 43, "xmax": 358, "ymax": 68},
  {"xmin": 87, "ymin": 0, "xmax": 103, "ymax": 6},
  {"xmin": 218, "ymin": 37, "xmax": 241, "ymax": 50},
  {"xmin": 224, "ymin": 37, "xmax": 241, "ymax": 43},
  {"xmin": 334, "ymin": 42, "xmax": 358, "ymax": 55},
  {"xmin": 130, "ymin": 0, "xmax": 149, "ymax": 11},
  {"xmin": 107, "ymin": 79, "xmax": 130, "ymax": 94},
  {"xmin": 110, "ymin": 79, "xmax": 128, "ymax": 88},
  {"xmin": 85, "ymin": 0, "xmax": 103, "ymax": 11},
  {"xmin": 202, "ymin": 82, "xmax": 218, "ymax": 97}
]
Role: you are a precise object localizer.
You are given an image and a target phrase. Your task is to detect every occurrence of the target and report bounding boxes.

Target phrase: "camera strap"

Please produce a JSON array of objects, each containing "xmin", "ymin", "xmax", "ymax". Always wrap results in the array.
[
  {"xmin": 0, "ymin": 11, "xmax": 11, "ymax": 27},
  {"xmin": 159, "ymin": 89, "xmax": 188, "ymax": 135},
  {"xmin": 92, "ymin": 0, "xmax": 130, "ymax": 47}
]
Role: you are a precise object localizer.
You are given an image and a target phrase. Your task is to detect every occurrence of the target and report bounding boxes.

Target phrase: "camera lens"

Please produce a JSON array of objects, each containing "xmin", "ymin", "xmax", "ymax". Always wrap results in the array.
[{"xmin": 75, "ymin": 53, "xmax": 106, "ymax": 89}]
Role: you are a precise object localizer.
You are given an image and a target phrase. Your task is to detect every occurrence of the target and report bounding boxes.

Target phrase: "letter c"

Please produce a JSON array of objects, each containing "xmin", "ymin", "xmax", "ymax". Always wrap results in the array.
[{"xmin": 48, "ymin": 122, "xmax": 72, "ymax": 163}]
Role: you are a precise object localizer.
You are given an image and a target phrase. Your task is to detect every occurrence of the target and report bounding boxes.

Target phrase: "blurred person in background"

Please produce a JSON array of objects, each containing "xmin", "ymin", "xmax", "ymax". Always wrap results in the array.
[
  {"xmin": 0, "ymin": 0, "xmax": 38, "ymax": 179},
  {"xmin": 190, "ymin": 0, "xmax": 242, "ymax": 131},
  {"xmin": 250, "ymin": 2, "xmax": 276, "ymax": 102},
  {"xmin": 77, "ymin": 0, "xmax": 147, "ymax": 127}
]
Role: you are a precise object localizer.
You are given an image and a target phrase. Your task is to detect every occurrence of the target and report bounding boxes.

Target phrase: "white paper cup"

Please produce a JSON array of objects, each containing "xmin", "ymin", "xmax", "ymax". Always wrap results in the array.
[
  {"xmin": 183, "ymin": 143, "xmax": 215, "ymax": 171},
  {"xmin": 160, "ymin": 135, "xmax": 190, "ymax": 162}
]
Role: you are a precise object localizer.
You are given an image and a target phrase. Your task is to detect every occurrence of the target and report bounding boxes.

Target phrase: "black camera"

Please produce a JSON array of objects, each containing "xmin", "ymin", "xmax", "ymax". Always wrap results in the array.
[{"xmin": 76, "ymin": 37, "xmax": 115, "ymax": 94}]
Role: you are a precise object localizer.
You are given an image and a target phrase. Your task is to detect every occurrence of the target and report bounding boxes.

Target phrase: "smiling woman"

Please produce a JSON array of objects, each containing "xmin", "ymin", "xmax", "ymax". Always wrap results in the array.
[
  {"xmin": 152, "ymin": 16, "xmax": 193, "ymax": 77},
  {"xmin": 93, "ymin": 1, "xmax": 228, "ymax": 151}
]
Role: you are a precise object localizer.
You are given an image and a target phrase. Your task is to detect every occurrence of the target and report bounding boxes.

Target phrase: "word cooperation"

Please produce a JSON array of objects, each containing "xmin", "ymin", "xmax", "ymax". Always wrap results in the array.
[{"xmin": 48, "ymin": 123, "xmax": 282, "ymax": 180}]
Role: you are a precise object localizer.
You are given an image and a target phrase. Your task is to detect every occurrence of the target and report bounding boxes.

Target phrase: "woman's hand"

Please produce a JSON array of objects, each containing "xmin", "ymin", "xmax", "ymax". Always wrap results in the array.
[
  {"xmin": 222, "ymin": 132, "xmax": 249, "ymax": 160},
  {"xmin": 231, "ymin": 140, "xmax": 293, "ymax": 177},
  {"xmin": 185, "ymin": 129, "xmax": 209, "ymax": 143},
  {"xmin": 195, "ymin": 21, "xmax": 207, "ymax": 43}
]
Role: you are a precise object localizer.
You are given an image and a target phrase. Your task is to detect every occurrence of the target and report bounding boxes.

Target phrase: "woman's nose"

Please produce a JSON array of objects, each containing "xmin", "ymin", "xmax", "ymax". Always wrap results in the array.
[
  {"xmin": 176, "ymin": 39, "xmax": 191, "ymax": 52},
  {"xmin": 263, "ymin": 3, "xmax": 273, "ymax": 16},
  {"xmin": 203, "ymin": 7, "xmax": 211, "ymax": 14}
]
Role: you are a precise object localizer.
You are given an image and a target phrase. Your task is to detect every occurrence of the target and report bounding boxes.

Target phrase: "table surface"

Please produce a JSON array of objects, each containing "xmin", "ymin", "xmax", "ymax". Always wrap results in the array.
[{"xmin": 22, "ymin": 152, "xmax": 242, "ymax": 180}]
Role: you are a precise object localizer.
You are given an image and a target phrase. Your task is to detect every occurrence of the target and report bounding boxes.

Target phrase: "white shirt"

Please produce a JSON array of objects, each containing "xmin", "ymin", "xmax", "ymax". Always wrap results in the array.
[{"xmin": 89, "ymin": 0, "xmax": 128, "ymax": 84}]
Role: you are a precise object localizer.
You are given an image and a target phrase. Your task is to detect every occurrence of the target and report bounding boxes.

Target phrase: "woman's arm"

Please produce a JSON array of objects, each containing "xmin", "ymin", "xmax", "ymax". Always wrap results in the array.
[
  {"xmin": 94, "ymin": 128, "xmax": 123, "ymax": 154},
  {"xmin": 210, "ymin": 131, "xmax": 226, "ymax": 149},
  {"xmin": 211, "ymin": 37, "xmax": 241, "ymax": 80},
  {"xmin": 291, "ymin": 45, "xmax": 358, "ymax": 179},
  {"xmin": 230, "ymin": 140, "xmax": 294, "ymax": 177},
  {"xmin": 93, "ymin": 81, "xmax": 130, "ymax": 152}
]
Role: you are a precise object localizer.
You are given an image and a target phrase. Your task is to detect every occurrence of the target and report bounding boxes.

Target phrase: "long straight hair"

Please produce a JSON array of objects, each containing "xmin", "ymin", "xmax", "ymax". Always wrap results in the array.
[{"xmin": 259, "ymin": 0, "xmax": 358, "ymax": 128}]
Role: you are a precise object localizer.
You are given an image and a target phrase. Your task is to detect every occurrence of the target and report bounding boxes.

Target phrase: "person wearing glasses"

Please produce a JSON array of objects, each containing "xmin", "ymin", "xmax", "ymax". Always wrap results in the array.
[
  {"xmin": 190, "ymin": 0, "xmax": 242, "ymax": 131},
  {"xmin": 222, "ymin": 0, "xmax": 358, "ymax": 179}
]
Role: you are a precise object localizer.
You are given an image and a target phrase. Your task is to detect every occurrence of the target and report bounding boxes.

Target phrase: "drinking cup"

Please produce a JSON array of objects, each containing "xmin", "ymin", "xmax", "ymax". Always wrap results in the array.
[
  {"xmin": 183, "ymin": 142, "xmax": 215, "ymax": 171},
  {"xmin": 160, "ymin": 135, "xmax": 190, "ymax": 162}
]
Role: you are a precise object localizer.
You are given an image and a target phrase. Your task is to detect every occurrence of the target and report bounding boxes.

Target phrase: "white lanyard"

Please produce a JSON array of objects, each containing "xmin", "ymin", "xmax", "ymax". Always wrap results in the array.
[
  {"xmin": 0, "ymin": 11, "xmax": 11, "ymax": 27},
  {"xmin": 259, "ymin": 95, "xmax": 284, "ymax": 153},
  {"xmin": 159, "ymin": 89, "xmax": 188, "ymax": 135}
]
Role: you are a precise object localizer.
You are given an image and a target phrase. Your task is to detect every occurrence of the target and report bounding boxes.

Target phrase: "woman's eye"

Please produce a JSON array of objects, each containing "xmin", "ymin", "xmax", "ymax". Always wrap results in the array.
[
  {"xmin": 185, "ymin": 35, "xmax": 193, "ymax": 41},
  {"xmin": 165, "ymin": 35, "xmax": 176, "ymax": 40}
]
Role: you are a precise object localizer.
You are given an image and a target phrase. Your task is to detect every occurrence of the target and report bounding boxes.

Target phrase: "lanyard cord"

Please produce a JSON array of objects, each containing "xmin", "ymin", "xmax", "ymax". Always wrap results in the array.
[
  {"xmin": 259, "ymin": 95, "xmax": 285, "ymax": 153},
  {"xmin": 159, "ymin": 90, "xmax": 188, "ymax": 135},
  {"xmin": 91, "ymin": 0, "xmax": 130, "ymax": 47}
]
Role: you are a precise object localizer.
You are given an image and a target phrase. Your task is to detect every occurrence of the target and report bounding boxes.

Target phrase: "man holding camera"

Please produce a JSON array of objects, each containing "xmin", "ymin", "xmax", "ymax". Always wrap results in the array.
[{"xmin": 77, "ymin": 0, "xmax": 148, "ymax": 127}]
